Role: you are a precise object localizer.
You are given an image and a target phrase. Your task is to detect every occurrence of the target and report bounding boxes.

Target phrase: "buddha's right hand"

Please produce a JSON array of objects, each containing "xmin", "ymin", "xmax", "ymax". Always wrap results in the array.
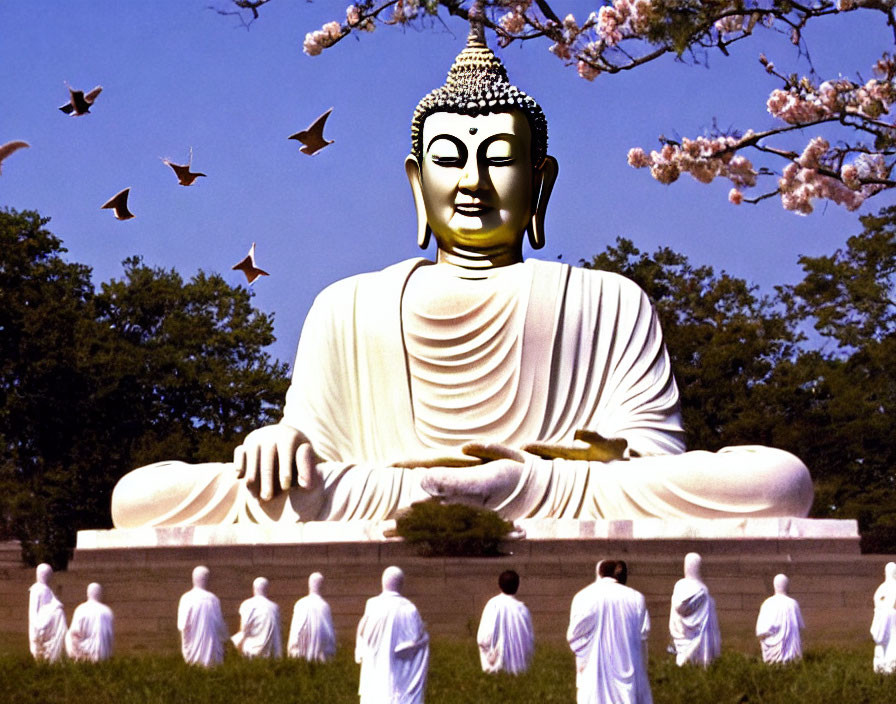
[{"xmin": 233, "ymin": 423, "xmax": 317, "ymax": 501}]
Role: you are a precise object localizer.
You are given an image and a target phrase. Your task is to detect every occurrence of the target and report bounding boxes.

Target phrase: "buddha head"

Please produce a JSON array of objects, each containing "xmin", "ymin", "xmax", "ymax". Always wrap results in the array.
[{"xmin": 406, "ymin": 23, "xmax": 558, "ymax": 261}]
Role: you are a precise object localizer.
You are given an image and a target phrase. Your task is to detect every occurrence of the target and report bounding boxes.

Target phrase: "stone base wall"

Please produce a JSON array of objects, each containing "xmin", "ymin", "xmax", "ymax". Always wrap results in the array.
[{"xmin": 0, "ymin": 536, "xmax": 882, "ymax": 658}]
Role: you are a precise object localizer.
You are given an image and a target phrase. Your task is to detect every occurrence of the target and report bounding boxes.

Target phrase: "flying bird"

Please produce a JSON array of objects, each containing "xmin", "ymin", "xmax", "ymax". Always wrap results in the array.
[
  {"xmin": 0, "ymin": 141, "xmax": 29, "ymax": 174},
  {"xmin": 232, "ymin": 242, "xmax": 269, "ymax": 284},
  {"xmin": 163, "ymin": 159, "xmax": 206, "ymax": 186},
  {"xmin": 101, "ymin": 188, "xmax": 134, "ymax": 220},
  {"xmin": 288, "ymin": 108, "xmax": 334, "ymax": 156},
  {"xmin": 59, "ymin": 85, "xmax": 103, "ymax": 116}
]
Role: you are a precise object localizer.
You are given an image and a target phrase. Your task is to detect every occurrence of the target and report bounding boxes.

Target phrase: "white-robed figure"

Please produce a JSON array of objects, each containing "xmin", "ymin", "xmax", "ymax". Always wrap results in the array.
[
  {"xmin": 756, "ymin": 574, "xmax": 806, "ymax": 662},
  {"xmin": 28, "ymin": 563, "xmax": 67, "ymax": 663},
  {"xmin": 871, "ymin": 562, "xmax": 896, "ymax": 673},
  {"xmin": 755, "ymin": 574, "xmax": 804, "ymax": 664},
  {"xmin": 669, "ymin": 553, "xmax": 720, "ymax": 667},
  {"xmin": 232, "ymin": 577, "xmax": 282, "ymax": 658},
  {"xmin": 567, "ymin": 560, "xmax": 652, "ymax": 704},
  {"xmin": 477, "ymin": 569, "xmax": 534, "ymax": 674},
  {"xmin": 288, "ymin": 572, "xmax": 336, "ymax": 662},
  {"xmin": 177, "ymin": 565, "xmax": 229, "ymax": 667},
  {"xmin": 65, "ymin": 582, "xmax": 114, "ymax": 662},
  {"xmin": 355, "ymin": 566, "xmax": 429, "ymax": 704}
]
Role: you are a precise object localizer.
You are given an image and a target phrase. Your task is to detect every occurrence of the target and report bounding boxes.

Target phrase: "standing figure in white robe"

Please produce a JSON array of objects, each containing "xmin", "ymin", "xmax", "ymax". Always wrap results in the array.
[
  {"xmin": 28, "ymin": 563, "xmax": 67, "ymax": 663},
  {"xmin": 355, "ymin": 566, "xmax": 429, "ymax": 704},
  {"xmin": 567, "ymin": 560, "xmax": 652, "ymax": 704},
  {"xmin": 669, "ymin": 553, "xmax": 720, "ymax": 667},
  {"xmin": 177, "ymin": 565, "xmax": 229, "ymax": 667},
  {"xmin": 232, "ymin": 577, "xmax": 282, "ymax": 658},
  {"xmin": 65, "ymin": 582, "xmax": 114, "ymax": 662},
  {"xmin": 477, "ymin": 569, "xmax": 534, "ymax": 674},
  {"xmin": 288, "ymin": 572, "xmax": 336, "ymax": 662},
  {"xmin": 871, "ymin": 562, "xmax": 896, "ymax": 673},
  {"xmin": 755, "ymin": 574, "xmax": 804, "ymax": 664}
]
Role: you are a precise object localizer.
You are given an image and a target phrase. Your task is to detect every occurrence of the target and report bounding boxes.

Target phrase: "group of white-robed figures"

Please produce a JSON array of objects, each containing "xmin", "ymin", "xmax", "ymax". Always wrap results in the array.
[{"xmin": 177, "ymin": 565, "xmax": 337, "ymax": 666}]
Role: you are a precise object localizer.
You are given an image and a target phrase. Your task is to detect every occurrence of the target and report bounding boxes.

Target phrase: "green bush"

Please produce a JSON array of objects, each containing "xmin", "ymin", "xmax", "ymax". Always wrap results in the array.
[{"xmin": 394, "ymin": 499, "xmax": 514, "ymax": 557}]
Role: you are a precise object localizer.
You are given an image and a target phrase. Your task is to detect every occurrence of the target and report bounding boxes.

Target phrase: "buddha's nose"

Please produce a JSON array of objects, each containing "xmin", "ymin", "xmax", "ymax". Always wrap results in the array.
[{"xmin": 458, "ymin": 158, "xmax": 487, "ymax": 191}]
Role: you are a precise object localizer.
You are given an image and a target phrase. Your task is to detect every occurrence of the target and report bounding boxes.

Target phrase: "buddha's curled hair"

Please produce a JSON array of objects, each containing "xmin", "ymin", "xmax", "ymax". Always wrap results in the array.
[{"xmin": 411, "ymin": 23, "xmax": 548, "ymax": 165}]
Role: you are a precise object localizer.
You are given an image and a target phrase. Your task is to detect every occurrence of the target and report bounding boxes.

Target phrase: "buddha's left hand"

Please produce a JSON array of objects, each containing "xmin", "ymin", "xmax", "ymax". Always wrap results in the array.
[
  {"xmin": 418, "ymin": 442, "xmax": 527, "ymax": 507},
  {"xmin": 523, "ymin": 429, "xmax": 628, "ymax": 462}
]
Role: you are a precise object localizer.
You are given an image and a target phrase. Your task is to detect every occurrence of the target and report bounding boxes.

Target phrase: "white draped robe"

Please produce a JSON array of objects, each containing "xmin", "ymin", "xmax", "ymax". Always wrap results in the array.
[
  {"xmin": 567, "ymin": 577, "xmax": 652, "ymax": 704},
  {"xmin": 177, "ymin": 587, "xmax": 228, "ymax": 667},
  {"xmin": 355, "ymin": 590, "xmax": 429, "ymax": 704},
  {"xmin": 28, "ymin": 583, "xmax": 67, "ymax": 663},
  {"xmin": 669, "ymin": 577, "xmax": 721, "ymax": 667},
  {"xmin": 288, "ymin": 593, "xmax": 337, "ymax": 662},
  {"xmin": 477, "ymin": 592, "xmax": 534, "ymax": 674},
  {"xmin": 65, "ymin": 600, "xmax": 114, "ymax": 662},
  {"xmin": 871, "ymin": 578, "xmax": 896, "ymax": 673},
  {"xmin": 111, "ymin": 258, "xmax": 813, "ymax": 527},
  {"xmin": 755, "ymin": 594, "xmax": 803, "ymax": 664},
  {"xmin": 232, "ymin": 594, "xmax": 282, "ymax": 658}
]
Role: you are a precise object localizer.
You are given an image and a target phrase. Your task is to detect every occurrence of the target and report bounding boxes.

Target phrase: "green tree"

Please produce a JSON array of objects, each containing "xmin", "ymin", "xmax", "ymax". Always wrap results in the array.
[
  {"xmin": 0, "ymin": 208, "xmax": 290, "ymax": 567},
  {"xmin": 783, "ymin": 206, "xmax": 896, "ymax": 530}
]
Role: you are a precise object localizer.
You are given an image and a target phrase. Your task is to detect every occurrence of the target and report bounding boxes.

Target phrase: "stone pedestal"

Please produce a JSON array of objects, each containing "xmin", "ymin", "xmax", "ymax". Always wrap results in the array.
[{"xmin": 0, "ymin": 519, "xmax": 878, "ymax": 658}]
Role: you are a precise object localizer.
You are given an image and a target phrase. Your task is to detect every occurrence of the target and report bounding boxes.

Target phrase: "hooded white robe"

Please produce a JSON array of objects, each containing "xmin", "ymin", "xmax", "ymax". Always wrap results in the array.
[
  {"xmin": 232, "ymin": 594, "xmax": 282, "ymax": 658},
  {"xmin": 288, "ymin": 593, "xmax": 337, "ymax": 662},
  {"xmin": 871, "ymin": 572, "xmax": 896, "ymax": 673},
  {"xmin": 112, "ymin": 258, "xmax": 812, "ymax": 527},
  {"xmin": 28, "ymin": 582, "xmax": 67, "ymax": 663},
  {"xmin": 755, "ymin": 593, "xmax": 803, "ymax": 664},
  {"xmin": 477, "ymin": 592, "xmax": 534, "ymax": 674},
  {"xmin": 669, "ymin": 577, "xmax": 721, "ymax": 667},
  {"xmin": 355, "ymin": 590, "xmax": 429, "ymax": 704},
  {"xmin": 65, "ymin": 600, "xmax": 114, "ymax": 662},
  {"xmin": 177, "ymin": 586, "xmax": 228, "ymax": 667},
  {"xmin": 567, "ymin": 577, "xmax": 652, "ymax": 704}
]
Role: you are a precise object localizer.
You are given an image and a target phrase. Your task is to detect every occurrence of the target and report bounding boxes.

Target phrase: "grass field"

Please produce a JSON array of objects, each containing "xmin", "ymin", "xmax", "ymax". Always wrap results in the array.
[{"xmin": 3, "ymin": 643, "xmax": 896, "ymax": 703}]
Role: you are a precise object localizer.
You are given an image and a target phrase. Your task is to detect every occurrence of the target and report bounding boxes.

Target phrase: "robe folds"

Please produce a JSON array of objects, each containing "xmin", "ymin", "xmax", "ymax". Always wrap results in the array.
[
  {"xmin": 177, "ymin": 587, "xmax": 228, "ymax": 667},
  {"xmin": 232, "ymin": 595, "xmax": 282, "ymax": 658},
  {"xmin": 477, "ymin": 593, "xmax": 534, "ymax": 674},
  {"xmin": 755, "ymin": 594, "xmax": 803, "ymax": 664},
  {"xmin": 28, "ymin": 583, "xmax": 67, "ymax": 663},
  {"xmin": 567, "ymin": 577, "xmax": 652, "ymax": 704},
  {"xmin": 669, "ymin": 577, "xmax": 721, "ymax": 667},
  {"xmin": 288, "ymin": 593, "xmax": 337, "ymax": 662},
  {"xmin": 66, "ymin": 600, "xmax": 114, "ymax": 662},
  {"xmin": 355, "ymin": 591, "xmax": 429, "ymax": 704},
  {"xmin": 871, "ymin": 576, "xmax": 896, "ymax": 673},
  {"xmin": 111, "ymin": 258, "xmax": 813, "ymax": 528}
]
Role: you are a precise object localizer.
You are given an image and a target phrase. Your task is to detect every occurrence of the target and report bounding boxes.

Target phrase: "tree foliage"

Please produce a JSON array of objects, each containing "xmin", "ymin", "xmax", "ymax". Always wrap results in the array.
[
  {"xmin": 0, "ymin": 208, "xmax": 289, "ymax": 567},
  {"xmin": 584, "ymin": 206, "xmax": 896, "ymax": 538},
  {"xmin": 220, "ymin": 0, "xmax": 896, "ymax": 214}
]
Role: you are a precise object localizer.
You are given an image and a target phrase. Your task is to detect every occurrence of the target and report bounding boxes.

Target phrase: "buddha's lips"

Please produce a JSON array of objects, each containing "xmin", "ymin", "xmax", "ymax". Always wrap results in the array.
[{"xmin": 454, "ymin": 203, "xmax": 491, "ymax": 215}]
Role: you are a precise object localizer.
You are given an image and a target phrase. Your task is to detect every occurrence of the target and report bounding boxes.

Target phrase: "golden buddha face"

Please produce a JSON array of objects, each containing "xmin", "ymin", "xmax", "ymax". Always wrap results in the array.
[{"xmin": 419, "ymin": 110, "xmax": 534, "ymax": 254}]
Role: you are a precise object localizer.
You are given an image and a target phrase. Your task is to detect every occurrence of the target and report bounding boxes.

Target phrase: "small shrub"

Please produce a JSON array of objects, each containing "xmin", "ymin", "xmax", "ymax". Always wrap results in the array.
[{"xmin": 394, "ymin": 499, "xmax": 513, "ymax": 557}]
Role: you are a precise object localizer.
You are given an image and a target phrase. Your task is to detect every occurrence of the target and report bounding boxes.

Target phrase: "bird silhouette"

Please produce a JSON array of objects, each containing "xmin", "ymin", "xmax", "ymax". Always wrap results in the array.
[
  {"xmin": 59, "ymin": 85, "xmax": 103, "ymax": 116},
  {"xmin": 288, "ymin": 108, "xmax": 334, "ymax": 156},
  {"xmin": 232, "ymin": 242, "xmax": 269, "ymax": 284},
  {"xmin": 101, "ymin": 188, "xmax": 134, "ymax": 220},
  {"xmin": 0, "ymin": 141, "xmax": 29, "ymax": 174},
  {"xmin": 163, "ymin": 159, "xmax": 206, "ymax": 186}
]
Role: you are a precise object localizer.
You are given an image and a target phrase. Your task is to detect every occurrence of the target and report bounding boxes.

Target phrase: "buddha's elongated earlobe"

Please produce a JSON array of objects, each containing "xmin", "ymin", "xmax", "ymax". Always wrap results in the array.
[
  {"xmin": 405, "ymin": 155, "xmax": 432, "ymax": 249},
  {"xmin": 527, "ymin": 155, "xmax": 558, "ymax": 250}
]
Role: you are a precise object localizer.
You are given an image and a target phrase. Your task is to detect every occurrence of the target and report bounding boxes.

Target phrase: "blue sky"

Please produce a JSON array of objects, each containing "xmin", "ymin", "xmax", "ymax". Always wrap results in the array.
[{"xmin": 2, "ymin": 2, "xmax": 892, "ymax": 366}]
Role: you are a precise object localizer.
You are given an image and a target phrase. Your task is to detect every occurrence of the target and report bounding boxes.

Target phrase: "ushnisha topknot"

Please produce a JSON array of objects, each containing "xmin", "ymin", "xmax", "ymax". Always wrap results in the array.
[{"xmin": 411, "ymin": 21, "xmax": 548, "ymax": 165}]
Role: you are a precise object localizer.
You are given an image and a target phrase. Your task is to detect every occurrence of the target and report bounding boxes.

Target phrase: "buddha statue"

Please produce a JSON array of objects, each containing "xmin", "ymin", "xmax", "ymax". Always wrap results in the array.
[{"xmin": 111, "ymin": 25, "xmax": 813, "ymax": 529}]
